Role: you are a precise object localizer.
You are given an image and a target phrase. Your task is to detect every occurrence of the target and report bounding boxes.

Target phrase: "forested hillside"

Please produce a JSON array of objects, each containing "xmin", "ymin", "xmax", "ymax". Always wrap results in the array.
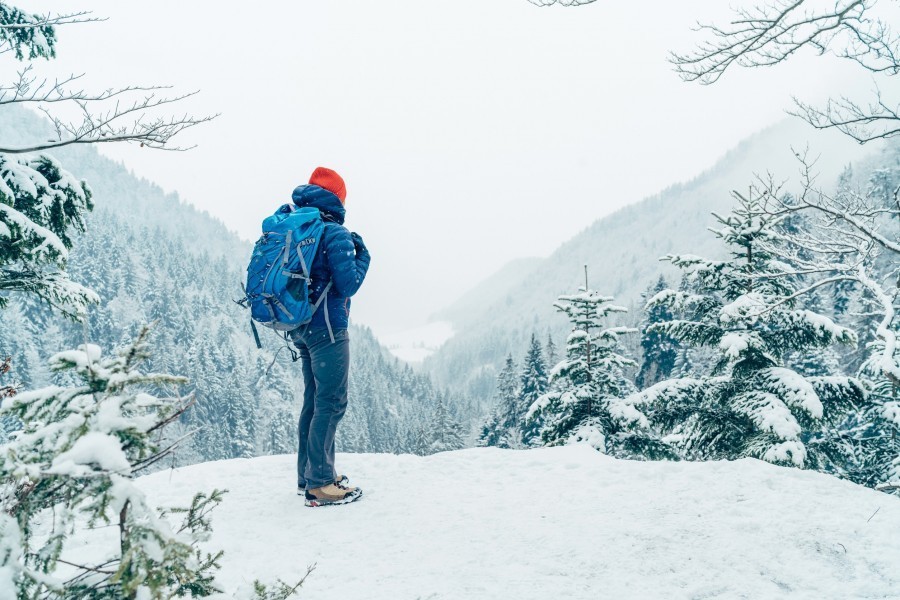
[
  {"xmin": 468, "ymin": 129, "xmax": 898, "ymax": 491},
  {"xmin": 427, "ymin": 120, "xmax": 880, "ymax": 401}
]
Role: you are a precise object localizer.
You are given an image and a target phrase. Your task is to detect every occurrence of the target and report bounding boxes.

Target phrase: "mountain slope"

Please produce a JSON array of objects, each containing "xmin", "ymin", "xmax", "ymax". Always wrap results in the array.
[
  {"xmin": 431, "ymin": 256, "xmax": 542, "ymax": 324},
  {"xmin": 426, "ymin": 119, "xmax": 881, "ymax": 398},
  {"xmin": 1, "ymin": 106, "xmax": 246, "ymax": 268},
  {"xmin": 135, "ymin": 446, "xmax": 900, "ymax": 599}
]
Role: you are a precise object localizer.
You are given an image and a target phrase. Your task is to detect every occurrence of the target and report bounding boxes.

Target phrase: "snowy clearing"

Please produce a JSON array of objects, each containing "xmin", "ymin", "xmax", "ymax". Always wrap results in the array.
[{"xmin": 136, "ymin": 445, "xmax": 900, "ymax": 600}]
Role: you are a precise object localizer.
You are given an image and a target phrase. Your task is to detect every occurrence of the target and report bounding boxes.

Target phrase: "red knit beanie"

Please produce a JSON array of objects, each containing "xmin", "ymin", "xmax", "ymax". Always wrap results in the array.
[{"xmin": 309, "ymin": 167, "xmax": 347, "ymax": 204}]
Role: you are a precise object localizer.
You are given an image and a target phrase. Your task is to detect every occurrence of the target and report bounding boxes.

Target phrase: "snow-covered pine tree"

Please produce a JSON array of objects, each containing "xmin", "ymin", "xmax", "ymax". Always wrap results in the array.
[
  {"xmin": 731, "ymin": 160, "xmax": 899, "ymax": 486},
  {"xmin": 666, "ymin": 274, "xmax": 719, "ymax": 380},
  {"xmin": 0, "ymin": 153, "xmax": 97, "ymax": 318},
  {"xmin": 636, "ymin": 275, "xmax": 679, "ymax": 389},
  {"xmin": 225, "ymin": 355, "xmax": 258, "ymax": 459},
  {"xmin": 526, "ymin": 286, "xmax": 672, "ymax": 458},
  {"xmin": 784, "ymin": 288, "xmax": 845, "ymax": 377},
  {"xmin": 517, "ymin": 334, "xmax": 549, "ymax": 446},
  {"xmin": 478, "ymin": 354, "xmax": 521, "ymax": 448},
  {"xmin": 0, "ymin": 326, "xmax": 303, "ymax": 598},
  {"xmin": 782, "ymin": 169, "xmax": 869, "ymax": 375},
  {"xmin": 410, "ymin": 424, "xmax": 430, "ymax": 456},
  {"xmin": 427, "ymin": 395, "xmax": 465, "ymax": 454},
  {"xmin": 854, "ymin": 329, "xmax": 900, "ymax": 491},
  {"xmin": 629, "ymin": 192, "xmax": 868, "ymax": 472},
  {"xmin": 544, "ymin": 333, "xmax": 558, "ymax": 369},
  {"xmin": 265, "ymin": 409, "xmax": 297, "ymax": 456}
]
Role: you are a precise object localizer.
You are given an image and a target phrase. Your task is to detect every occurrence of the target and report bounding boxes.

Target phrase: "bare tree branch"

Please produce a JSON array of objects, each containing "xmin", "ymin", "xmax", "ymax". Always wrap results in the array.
[
  {"xmin": 672, "ymin": 0, "xmax": 900, "ymax": 142},
  {"xmin": 791, "ymin": 88, "xmax": 900, "ymax": 143},
  {"xmin": 0, "ymin": 6, "xmax": 214, "ymax": 153},
  {"xmin": 671, "ymin": 1, "xmax": 885, "ymax": 84},
  {"xmin": 0, "ymin": 11, "xmax": 101, "ymax": 30},
  {"xmin": 0, "ymin": 65, "xmax": 170, "ymax": 106},
  {"xmin": 0, "ymin": 89, "xmax": 218, "ymax": 153}
]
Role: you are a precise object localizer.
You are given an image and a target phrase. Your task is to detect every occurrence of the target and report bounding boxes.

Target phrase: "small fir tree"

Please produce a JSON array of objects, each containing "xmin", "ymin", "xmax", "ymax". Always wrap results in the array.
[
  {"xmin": 410, "ymin": 424, "xmax": 430, "ymax": 457},
  {"xmin": 636, "ymin": 276, "xmax": 680, "ymax": 389},
  {"xmin": 266, "ymin": 409, "xmax": 297, "ymax": 455},
  {"xmin": 544, "ymin": 333, "xmax": 558, "ymax": 370},
  {"xmin": 518, "ymin": 334, "xmax": 549, "ymax": 446},
  {"xmin": 527, "ymin": 285, "xmax": 673, "ymax": 458},
  {"xmin": 478, "ymin": 355, "xmax": 521, "ymax": 448},
  {"xmin": 427, "ymin": 396, "xmax": 465, "ymax": 454}
]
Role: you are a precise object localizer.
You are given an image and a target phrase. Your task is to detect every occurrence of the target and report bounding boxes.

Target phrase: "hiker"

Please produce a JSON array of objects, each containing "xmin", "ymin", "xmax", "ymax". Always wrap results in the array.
[{"xmin": 289, "ymin": 167, "xmax": 370, "ymax": 507}]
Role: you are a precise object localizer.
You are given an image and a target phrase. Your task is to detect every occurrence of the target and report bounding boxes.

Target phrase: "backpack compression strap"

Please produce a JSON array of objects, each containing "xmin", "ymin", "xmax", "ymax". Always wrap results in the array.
[{"xmin": 313, "ymin": 281, "xmax": 335, "ymax": 344}]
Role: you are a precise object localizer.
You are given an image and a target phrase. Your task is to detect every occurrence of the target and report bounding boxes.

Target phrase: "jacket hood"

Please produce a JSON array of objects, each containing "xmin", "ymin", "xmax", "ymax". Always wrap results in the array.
[{"xmin": 291, "ymin": 184, "xmax": 346, "ymax": 224}]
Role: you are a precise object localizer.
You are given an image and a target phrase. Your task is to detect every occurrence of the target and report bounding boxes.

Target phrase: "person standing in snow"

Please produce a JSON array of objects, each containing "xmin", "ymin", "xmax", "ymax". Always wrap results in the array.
[{"xmin": 289, "ymin": 167, "xmax": 370, "ymax": 507}]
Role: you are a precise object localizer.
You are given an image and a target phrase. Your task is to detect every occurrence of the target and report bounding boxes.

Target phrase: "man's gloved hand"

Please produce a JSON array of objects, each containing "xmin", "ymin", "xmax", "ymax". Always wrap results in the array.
[{"xmin": 350, "ymin": 232, "xmax": 368, "ymax": 255}]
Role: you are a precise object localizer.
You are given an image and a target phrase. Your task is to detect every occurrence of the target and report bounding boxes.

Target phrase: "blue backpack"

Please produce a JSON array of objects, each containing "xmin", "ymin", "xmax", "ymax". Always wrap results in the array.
[{"xmin": 241, "ymin": 204, "xmax": 332, "ymax": 348}]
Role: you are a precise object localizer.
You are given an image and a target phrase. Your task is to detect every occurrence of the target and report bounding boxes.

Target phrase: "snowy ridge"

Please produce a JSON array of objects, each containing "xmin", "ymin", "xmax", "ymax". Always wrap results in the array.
[{"xmin": 134, "ymin": 446, "xmax": 900, "ymax": 599}]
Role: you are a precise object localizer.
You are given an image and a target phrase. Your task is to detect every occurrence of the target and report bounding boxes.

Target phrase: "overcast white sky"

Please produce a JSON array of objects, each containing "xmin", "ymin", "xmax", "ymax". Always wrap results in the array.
[{"xmin": 16, "ymin": 0, "xmax": 873, "ymax": 335}]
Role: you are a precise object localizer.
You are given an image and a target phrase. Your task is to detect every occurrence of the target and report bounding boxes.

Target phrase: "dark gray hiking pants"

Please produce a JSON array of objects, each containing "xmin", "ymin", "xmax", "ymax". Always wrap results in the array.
[{"xmin": 291, "ymin": 326, "xmax": 350, "ymax": 490}]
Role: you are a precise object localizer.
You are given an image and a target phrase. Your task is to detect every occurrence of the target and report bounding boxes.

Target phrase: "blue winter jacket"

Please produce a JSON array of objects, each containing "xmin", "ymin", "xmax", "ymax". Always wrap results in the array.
[{"xmin": 291, "ymin": 184, "xmax": 370, "ymax": 331}]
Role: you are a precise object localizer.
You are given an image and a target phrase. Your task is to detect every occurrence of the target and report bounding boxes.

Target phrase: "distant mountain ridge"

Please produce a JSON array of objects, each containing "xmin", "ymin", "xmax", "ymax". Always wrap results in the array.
[
  {"xmin": 432, "ymin": 256, "xmax": 542, "ymax": 324},
  {"xmin": 425, "ymin": 118, "xmax": 881, "ymax": 400}
]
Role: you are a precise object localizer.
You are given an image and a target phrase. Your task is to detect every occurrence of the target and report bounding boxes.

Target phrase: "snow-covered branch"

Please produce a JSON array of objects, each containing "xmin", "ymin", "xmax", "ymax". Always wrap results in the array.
[
  {"xmin": 0, "ymin": 153, "xmax": 97, "ymax": 318},
  {"xmin": 0, "ymin": 268, "xmax": 99, "ymax": 318},
  {"xmin": 0, "ymin": 3, "xmax": 100, "ymax": 60}
]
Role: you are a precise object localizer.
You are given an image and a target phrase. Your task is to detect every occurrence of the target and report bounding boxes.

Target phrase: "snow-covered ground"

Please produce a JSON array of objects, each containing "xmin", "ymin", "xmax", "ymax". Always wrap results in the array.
[
  {"xmin": 134, "ymin": 445, "xmax": 900, "ymax": 599},
  {"xmin": 375, "ymin": 320, "xmax": 455, "ymax": 363}
]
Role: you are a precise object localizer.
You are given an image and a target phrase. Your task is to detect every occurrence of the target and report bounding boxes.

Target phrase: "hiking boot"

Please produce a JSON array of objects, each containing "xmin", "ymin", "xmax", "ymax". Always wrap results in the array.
[
  {"xmin": 297, "ymin": 474, "xmax": 349, "ymax": 495},
  {"xmin": 305, "ymin": 482, "xmax": 362, "ymax": 507}
]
